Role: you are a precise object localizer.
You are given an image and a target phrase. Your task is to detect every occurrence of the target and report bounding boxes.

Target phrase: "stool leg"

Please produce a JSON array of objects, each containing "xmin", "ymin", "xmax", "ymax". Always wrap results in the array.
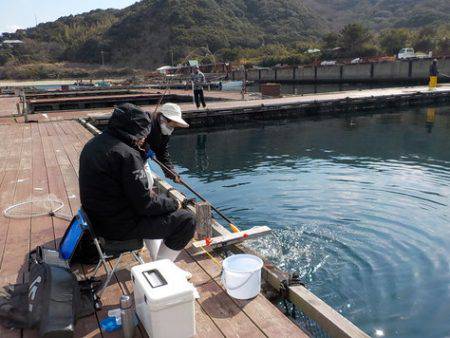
[
  {"xmin": 97, "ymin": 253, "xmax": 123, "ymax": 297},
  {"xmin": 92, "ymin": 260, "xmax": 103, "ymax": 278},
  {"xmin": 132, "ymin": 251, "xmax": 144, "ymax": 265},
  {"xmin": 93, "ymin": 238, "xmax": 109, "ymax": 278}
]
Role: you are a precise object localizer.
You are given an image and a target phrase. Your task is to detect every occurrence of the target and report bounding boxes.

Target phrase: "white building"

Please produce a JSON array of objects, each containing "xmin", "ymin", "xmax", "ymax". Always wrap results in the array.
[{"xmin": 0, "ymin": 40, "xmax": 24, "ymax": 47}]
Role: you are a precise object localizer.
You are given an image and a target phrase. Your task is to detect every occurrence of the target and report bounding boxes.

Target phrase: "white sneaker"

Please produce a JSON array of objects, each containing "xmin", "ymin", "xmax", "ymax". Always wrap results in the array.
[
  {"xmin": 157, "ymin": 242, "xmax": 181, "ymax": 262},
  {"xmin": 144, "ymin": 239, "xmax": 162, "ymax": 261}
]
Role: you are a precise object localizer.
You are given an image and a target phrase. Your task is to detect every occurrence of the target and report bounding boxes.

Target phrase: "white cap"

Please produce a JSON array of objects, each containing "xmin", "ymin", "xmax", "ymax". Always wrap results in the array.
[{"xmin": 160, "ymin": 103, "xmax": 189, "ymax": 128}]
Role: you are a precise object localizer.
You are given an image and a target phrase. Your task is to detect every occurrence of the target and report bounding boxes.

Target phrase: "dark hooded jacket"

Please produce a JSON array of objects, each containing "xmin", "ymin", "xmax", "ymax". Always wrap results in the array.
[
  {"xmin": 429, "ymin": 62, "xmax": 438, "ymax": 76},
  {"xmin": 79, "ymin": 103, "xmax": 178, "ymax": 240}
]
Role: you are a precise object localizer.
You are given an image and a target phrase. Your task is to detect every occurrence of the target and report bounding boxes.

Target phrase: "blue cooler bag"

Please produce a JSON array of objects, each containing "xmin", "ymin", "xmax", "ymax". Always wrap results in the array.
[{"xmin": 59, "ymin": 209, "xmax": 99, "ymax": 264}]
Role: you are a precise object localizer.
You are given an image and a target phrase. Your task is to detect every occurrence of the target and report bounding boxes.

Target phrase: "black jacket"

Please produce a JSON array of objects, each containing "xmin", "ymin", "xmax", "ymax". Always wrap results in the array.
[
  {"xmin": 430, "ymin": 63, "xmax": 438, "ymax": 76},
  {"xmin": 145, "ymin": 113, "xmax": 176, "ymax": 178},
  {"xmin": 79, "ymin": 104, "xmax": 178, "ymax": 240}
]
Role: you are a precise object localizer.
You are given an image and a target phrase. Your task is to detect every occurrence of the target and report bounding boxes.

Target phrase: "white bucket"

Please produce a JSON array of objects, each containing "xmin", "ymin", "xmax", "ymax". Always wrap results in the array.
[{"xmin": 221, "ymin": 254, "xmax": 263, "ymax": 300}]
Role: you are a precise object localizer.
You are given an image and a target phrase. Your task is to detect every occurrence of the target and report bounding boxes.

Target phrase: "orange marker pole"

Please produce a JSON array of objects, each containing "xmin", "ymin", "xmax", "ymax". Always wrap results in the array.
[{"xmin": 229, "ymin": 223, "xmax": 240, "ymax": 233}]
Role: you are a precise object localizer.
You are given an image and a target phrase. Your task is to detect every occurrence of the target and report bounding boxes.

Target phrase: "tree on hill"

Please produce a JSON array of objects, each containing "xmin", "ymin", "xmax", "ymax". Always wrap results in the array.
[
  {"xmin": 413, "ymin": 27, "xmax": 436, "ymax": 53},
  {"xmin": 437, "ymin": 37, "xmax": 449, "ymax": 55},
  {"xmin": 339, "ymin": 23, "xmax": 375, "ymax": 57},
  {"xmin": 379, "ymin": 29, "xmax": 410, "ymax": 55},
  {"xmin": 322, "ymin": 32, "xmax": 340, "ymax": 49}
]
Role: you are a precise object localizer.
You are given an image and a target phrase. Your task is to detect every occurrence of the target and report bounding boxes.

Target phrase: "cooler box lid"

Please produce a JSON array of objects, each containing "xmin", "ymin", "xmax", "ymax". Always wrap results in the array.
[{"xmin": 131, "ymin": 260, "xmax": 195, "ymax": 311}]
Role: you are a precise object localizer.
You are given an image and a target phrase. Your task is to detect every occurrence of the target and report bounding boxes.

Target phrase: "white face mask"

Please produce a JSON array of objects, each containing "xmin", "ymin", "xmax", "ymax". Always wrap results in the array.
[{"xmin": 160, "ymin": 122, "xmax": 174, "ymax": 135}]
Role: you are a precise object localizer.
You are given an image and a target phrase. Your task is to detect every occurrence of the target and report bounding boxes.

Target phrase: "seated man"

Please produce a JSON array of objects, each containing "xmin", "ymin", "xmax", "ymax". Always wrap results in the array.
[
  {"xmin": 146, "ymin": 102, "xmax": 190, "ymax": 183},
  {"xmin": 144, "ymin": 102, "xmax": 190, "ymax": 258},
  {"xmin": 79, "ymin": 103, "xmax": 196, "ymax": 262}
]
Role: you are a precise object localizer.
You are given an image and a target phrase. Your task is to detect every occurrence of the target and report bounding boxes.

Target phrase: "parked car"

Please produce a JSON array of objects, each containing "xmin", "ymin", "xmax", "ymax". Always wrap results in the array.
[
  {"xmin": 320, "ymin": 60, "xmax": 337, "ymax": 66},
  {"xmin": 415, "ymin": 52, "xmax": 432, "ymax": 59},
  {"xmin": 397, "ymin": 48, "xmax": 415, "ymax": 59},
  {"xmin": 351, "ymin": 58, "xmax": 362, "ymax": 64}
]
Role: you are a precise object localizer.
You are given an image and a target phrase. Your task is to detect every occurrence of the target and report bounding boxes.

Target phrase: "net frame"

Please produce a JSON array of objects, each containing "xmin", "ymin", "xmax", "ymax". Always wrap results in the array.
[{"xmin": 3, "ymin": 195, "xmax": 65, "ymax": 219}]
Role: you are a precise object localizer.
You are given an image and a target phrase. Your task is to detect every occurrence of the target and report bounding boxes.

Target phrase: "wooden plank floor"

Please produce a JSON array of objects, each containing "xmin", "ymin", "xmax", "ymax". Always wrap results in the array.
[
  {"xmin": 0, "ymin": 95, "xmax": 19, "ymax": 117},
  {"xmin": 0, "ymin": 120, "xmax": 307, "ymax": 337}
]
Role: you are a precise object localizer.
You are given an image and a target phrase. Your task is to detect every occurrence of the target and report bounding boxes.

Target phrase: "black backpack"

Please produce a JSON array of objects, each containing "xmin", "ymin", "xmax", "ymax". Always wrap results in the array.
[{"xmin": 0, "ymin": 247, "xmax": 97, "ymax": 337}]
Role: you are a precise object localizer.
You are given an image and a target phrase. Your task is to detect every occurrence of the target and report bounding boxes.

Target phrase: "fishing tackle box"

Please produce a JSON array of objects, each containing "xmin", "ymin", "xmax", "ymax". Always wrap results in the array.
[{"xmin": 131, "ymin": 260, "xmax": 197, "ymax": 338}]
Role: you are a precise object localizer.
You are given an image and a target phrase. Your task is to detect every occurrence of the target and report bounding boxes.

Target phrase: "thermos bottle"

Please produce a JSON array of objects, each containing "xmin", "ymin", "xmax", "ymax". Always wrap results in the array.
[{"xmin": 120, "ymin": 295, "xmax": 135, "ymax": 338}]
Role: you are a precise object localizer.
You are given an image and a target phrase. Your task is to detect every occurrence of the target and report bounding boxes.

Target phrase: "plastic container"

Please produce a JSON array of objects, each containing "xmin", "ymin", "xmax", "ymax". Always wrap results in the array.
[
  {"xmin": 131, "ymin": 260, "xmax": 196, "ymax": 338},
  {"xmin": 100, "ymin": 316, "xmax": 121, "ymax": 332},
  {"xmin": 221, "ymin": 254, "xmax": 263, "ymax": 300}
]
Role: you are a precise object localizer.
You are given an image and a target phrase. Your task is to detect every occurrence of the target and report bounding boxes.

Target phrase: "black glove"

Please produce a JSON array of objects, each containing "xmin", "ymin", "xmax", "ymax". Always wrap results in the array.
[{"xmin": 181, "ymin": 198, "xmax": 196, "ymax": 209}]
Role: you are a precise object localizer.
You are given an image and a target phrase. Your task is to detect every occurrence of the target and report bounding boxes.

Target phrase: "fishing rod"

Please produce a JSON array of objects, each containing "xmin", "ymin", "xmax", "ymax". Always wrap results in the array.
[
  {"xmin": 148, "ymin": 152, "xmax": 240, "ymax": 233},
  {"xmin": 152, "ymin": 76, "xmax": 173, "ymax": 114}
]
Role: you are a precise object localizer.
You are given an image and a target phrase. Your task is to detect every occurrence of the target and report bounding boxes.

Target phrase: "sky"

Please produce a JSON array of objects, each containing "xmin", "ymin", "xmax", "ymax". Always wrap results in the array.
[{"xmin": 0, "ymin": 0, "xmax": 138, "ymax": 33}]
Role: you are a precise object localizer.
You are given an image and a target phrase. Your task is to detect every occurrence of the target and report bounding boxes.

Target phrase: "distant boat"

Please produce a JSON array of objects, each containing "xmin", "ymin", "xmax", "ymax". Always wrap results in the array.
[{"xmin": 95, "ymin": 80, "xmax": 112, "ymax": 87}]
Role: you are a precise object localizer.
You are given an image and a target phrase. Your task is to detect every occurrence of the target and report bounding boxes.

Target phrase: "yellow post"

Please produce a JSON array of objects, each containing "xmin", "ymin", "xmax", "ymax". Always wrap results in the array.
[
  {"xmin": 429, "ymin": 76, "xmax": 438, "ymax": 90},
  {"xmin": 426, "ymin": 108, "xmax": 436, "ymax": 123}
]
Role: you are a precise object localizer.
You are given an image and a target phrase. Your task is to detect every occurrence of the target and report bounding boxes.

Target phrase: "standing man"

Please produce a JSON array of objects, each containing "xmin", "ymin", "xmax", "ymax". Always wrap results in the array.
[
  {"xmin": 191, "ymin": 66, "xmax": 207, "ymax": 108},
  {"xmin": 429, "ymin": 59, "xmax": 438, "ymax": 90}
]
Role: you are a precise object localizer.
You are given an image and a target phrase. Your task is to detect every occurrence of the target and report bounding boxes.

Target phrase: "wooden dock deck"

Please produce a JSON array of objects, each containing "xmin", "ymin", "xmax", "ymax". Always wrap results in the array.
[
  {"xmin": 27, "ymin": 93, "xmax": 195, "ymax": 112},
  {"xmin": 1, "ymin": 84, "xmax": 444, "ymax": 337},
  {"xmin": 25, "ymin": 88, "xmax": 144, "ymax": 100},
  {"xmin": 0, "ymin": 119, "xmax": 309, "ymax": 337}
]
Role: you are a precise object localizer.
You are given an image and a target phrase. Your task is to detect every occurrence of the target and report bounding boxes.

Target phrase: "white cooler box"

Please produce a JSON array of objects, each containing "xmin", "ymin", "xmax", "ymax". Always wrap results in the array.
[{"xmin": 131, "ymin": 260, "xmax": 196, "ymax": 338}]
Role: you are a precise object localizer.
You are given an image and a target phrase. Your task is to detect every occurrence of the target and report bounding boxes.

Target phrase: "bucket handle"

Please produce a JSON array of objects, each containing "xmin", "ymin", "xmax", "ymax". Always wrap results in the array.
[{"xmin": 221, "ymin": 270, "xmax": 258, "ymax": 291}]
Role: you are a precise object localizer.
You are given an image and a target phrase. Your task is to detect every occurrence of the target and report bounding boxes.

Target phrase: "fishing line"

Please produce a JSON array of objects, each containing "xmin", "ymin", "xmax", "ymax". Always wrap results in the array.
[{"xmin": 200, "ymin": 246, "xmax": 222, "ymax": 267}]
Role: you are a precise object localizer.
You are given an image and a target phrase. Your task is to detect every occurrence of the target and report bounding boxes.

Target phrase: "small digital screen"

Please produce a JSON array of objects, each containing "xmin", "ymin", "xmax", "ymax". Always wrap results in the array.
[{"xmin": 143, "ymin": 270, "xmax": 167, "ymax": 288}]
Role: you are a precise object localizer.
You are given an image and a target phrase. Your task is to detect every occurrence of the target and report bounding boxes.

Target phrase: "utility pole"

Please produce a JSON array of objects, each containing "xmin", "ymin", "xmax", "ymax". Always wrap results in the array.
[{"xmin": 100, "ymin": 50, "xmax": 105, "ymax": 66}]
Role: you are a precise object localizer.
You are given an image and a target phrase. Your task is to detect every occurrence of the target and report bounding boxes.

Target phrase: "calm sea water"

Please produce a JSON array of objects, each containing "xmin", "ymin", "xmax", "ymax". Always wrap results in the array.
[{"xmin": 163, "ymin": 105, "xmax": 450, "ymax": 338}]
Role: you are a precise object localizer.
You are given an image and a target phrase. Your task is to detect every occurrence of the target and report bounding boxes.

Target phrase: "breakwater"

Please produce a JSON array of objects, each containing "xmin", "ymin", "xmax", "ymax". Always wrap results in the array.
[{"xmin": 232, "ymin": 58, "xmax": 450, "ymax": 84}]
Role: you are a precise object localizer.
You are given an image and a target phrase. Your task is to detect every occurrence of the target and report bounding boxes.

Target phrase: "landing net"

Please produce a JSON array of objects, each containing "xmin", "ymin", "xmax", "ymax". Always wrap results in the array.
[{"xmin": 3, "ymin": 194, "xmax": 65, "ymax": 219}]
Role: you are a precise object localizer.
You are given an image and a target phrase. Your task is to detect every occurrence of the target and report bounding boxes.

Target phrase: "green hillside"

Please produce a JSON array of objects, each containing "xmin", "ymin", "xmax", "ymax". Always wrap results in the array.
[
  {"xmin": 1, "ymin": 0, "xmax": 449, "ymax": 72},
  {"xmin": 5, "ymin": 0, "xmax": 325, "ymax": 68},
  {"xmin": 303, "ymin": 0, "xmax": 450, "ymax": 30}
]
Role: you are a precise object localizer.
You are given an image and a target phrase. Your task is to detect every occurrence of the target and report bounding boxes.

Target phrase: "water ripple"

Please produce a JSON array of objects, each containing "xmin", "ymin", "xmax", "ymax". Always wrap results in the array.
[{"xmin": 169, "ymin": 107, "xmax": 450, "ymax": 338}]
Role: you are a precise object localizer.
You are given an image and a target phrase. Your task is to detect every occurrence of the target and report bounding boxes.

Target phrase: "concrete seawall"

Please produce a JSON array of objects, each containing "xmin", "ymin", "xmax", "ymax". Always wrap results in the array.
[{"xmin": 232, "ymin": 58, "xmax": 450, "ymax": 84}]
